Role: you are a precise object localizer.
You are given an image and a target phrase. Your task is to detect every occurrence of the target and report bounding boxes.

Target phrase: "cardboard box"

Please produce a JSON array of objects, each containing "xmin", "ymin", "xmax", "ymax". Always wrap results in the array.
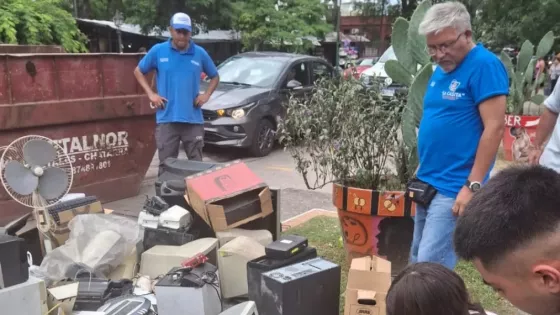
[
  {"xmin": 47, "ymin": 201, "xmax": 104, "ymax": 248},
  {"xmin": 344, "ymin": 256, "xmax": 392, "ymax": 315},
  {"xmin": 185, "ymin": 161, "xmax": 273, "ymax": 232}
]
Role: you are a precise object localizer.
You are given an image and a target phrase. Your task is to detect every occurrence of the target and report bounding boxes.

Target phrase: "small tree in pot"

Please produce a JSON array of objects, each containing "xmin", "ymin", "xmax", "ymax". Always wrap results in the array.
[{"xmin": 279, "ymin": 77, "xmax": 416, "ymax": 274}]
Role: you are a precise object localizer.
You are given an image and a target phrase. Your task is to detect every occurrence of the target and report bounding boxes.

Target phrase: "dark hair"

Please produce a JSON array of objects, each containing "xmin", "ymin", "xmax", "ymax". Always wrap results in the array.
[
  {"xmin": 454, "ymin": 165, "xmax": 560, "ymax": 268},
  {"xmin": 386, "ymin": 262, "xmax": 486, "ymax": 315}
]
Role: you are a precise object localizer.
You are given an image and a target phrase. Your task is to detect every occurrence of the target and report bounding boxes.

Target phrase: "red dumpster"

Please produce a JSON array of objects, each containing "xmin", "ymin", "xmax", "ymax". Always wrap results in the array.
[{"xmin": 0, "ymin": 53, "xmax": 156, "ymax": 224}]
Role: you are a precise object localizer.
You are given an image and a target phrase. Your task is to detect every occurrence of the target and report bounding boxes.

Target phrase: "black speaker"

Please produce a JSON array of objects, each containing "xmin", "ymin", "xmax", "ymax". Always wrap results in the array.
[
  {"xmin": 258, "ymin": 257, "xmax": 341, "ymax": 315},
  {"xmin": 0, "ymin": 234, "xmax": 29, "ymax": 289},
  {"xmin": 247, "ymin": 246, "xmax": 317, "ymax": 310}
]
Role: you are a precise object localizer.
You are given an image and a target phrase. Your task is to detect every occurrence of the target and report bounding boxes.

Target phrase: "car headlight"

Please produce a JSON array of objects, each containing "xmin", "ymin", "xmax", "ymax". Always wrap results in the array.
[
  {"xmin": 216, "ymin": 102, "xmax": 256, "ymax": 119},
  {"xmin": 229, "ymin": 108, "xmax": 245, "ymax": 119}
]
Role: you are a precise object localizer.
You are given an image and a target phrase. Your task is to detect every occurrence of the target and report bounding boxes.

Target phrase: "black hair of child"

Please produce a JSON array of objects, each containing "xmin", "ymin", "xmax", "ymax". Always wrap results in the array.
[{"xmin": 386, "ymin": 262, "xmax": 487, "ymax": 315}]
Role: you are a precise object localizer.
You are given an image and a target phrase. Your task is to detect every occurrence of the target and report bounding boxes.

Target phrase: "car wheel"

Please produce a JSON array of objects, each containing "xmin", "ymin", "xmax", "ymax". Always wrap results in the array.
[{"xmin": 249, "ymin": 119, "xmax": 275, "ymax": 157}]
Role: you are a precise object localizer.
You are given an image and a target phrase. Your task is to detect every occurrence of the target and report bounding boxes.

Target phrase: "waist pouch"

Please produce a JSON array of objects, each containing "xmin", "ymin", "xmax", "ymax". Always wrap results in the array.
[{"xmin": 406, "ymin": 178, "xmax": 437, "ymax": 208}]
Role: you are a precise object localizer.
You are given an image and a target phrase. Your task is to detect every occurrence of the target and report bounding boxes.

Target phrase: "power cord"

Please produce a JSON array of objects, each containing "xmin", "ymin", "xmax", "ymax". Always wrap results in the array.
[
  {"xmin": 193, "ymin": 270, "xmax": 223, "ymax": 313},
  {"xmin": 165, "ymin": 267, "xmax": 223, "ymax": 312}
]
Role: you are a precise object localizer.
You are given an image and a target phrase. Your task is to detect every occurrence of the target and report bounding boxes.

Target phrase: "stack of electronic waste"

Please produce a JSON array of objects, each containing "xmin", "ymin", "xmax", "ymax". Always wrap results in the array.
[{"xmin": 2, "ymin": 158, "xmax": 350, "ymax": 315}]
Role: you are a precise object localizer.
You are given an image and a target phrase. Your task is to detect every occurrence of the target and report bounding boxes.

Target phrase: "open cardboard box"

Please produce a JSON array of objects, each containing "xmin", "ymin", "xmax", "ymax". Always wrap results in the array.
[
  {"xmin": 344, "ymin": 256, "xmax": 392, "ymax": 315},
  {"xmin": 46, "ymin": 200, "xmax": 104, "ymax": 249},
  {"xmin": 185, "ymin": 161, "xmax": 273, "ymax": 232}
]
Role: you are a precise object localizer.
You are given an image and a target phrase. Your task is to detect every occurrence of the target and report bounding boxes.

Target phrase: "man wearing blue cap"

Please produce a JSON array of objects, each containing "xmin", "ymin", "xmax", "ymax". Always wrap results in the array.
[{"xmin": 134, "ymin": 12, "xmax": 220, "ymax": 175}]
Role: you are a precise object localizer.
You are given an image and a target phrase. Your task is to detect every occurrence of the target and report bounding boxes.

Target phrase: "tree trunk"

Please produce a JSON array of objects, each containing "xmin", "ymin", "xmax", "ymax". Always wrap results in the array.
[{"xmin": 80, "ymin": 0, "xmax": 92, "ymax": 18}]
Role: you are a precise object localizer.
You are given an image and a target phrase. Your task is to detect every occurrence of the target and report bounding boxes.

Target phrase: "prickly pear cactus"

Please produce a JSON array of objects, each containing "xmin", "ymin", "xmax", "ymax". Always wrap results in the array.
[
  {"xmin": 384, "ymin": 0, "xmax": 433, "ymax": 175},
  {"xmin": 500, "ymin": 31, "xmax": 555, "ymax": 115}
]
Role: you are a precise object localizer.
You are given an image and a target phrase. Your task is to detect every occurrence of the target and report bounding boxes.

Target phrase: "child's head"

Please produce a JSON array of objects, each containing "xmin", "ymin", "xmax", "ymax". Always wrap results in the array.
[{"xmin": 386, "ymin": 262, "xmax": 485, "ymax": 315}]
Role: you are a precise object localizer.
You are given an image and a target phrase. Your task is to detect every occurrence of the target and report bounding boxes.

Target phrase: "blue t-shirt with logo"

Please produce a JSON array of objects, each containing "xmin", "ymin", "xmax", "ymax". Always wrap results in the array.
[
  {"xmin": 138, "ymin": 40, "xmax": 219, "ymax": 124},
  {"xmin": 417, "ymin": 44, "xmax": 509, "ymax": 198}
]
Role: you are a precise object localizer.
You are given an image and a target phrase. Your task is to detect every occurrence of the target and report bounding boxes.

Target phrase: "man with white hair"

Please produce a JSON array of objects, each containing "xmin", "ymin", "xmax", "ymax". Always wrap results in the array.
[{"xmin": 409, "ymin": 2, "xmax": 509, "ymax": 269}]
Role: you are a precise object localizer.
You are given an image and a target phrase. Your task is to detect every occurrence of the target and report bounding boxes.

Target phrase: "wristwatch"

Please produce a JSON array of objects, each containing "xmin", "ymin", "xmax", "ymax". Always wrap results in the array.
[{"xmin": 465, "ymin": 180, "xmax": 481, "ymax": 193}]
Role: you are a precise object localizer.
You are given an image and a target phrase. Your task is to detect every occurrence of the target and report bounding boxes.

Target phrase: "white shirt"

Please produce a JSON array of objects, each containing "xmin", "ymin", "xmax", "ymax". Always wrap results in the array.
[
  {"xmin": 540, "ymin": 79, "xmax": 560, "ymax": 172},
  {"xmin": 550, "ymin": 63, "xmax": 560, "ymax": 80}
]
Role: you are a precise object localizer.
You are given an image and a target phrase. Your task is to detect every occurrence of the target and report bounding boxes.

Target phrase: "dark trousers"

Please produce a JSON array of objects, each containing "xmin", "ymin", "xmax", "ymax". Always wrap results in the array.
[{"xmin": 155, "ymin": 122, "xmax": 204, "ymax": 176}]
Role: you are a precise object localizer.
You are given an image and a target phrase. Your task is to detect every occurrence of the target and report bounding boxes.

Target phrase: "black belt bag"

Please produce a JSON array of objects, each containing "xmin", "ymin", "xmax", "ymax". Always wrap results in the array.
[{"xmin": 406, "ymin": 177, "xmax": 437, "ymax": 208}]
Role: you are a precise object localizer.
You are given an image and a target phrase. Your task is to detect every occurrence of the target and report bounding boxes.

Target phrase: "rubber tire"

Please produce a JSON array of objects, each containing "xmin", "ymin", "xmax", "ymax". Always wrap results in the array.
[{"xmin": 249, "ymin": 119, "xmax": 275, "ymax": 157}]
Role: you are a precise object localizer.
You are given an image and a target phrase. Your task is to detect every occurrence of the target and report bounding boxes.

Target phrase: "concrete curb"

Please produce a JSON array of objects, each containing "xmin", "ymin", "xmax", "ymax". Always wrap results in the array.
[{"xmin": 281, "ymin": 208, "xmax": 338, "ymax": 231}]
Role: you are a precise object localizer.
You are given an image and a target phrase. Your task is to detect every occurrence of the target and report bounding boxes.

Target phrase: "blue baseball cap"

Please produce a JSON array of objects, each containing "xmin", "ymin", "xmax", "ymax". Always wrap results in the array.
[{"xmin": 170, "ymin": 12, "xmax": 192, "ymax": 32}]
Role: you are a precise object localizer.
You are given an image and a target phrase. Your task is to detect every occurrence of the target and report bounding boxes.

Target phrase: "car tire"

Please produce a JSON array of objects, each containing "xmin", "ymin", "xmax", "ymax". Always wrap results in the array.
[{"xmin": 249, "ymin": 119, "xmax": 275, "ymax": 157}]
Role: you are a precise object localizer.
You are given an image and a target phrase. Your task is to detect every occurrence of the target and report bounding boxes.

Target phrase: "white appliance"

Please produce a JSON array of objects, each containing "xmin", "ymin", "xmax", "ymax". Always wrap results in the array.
[
  {"xmin": 0, "ymin": 276, "xmax": 48, "ymax": 315},
  {"xmin": 140, "ymin": 237, "xmax": 219, "ymax": 278},
  {"xmin": 220, "ymin": 301, "xmax": 259, "ymax": 315},
  {"xmin": 138, "ymin": 211, "xmax": 159, "ymax": 229},
  {"xmin": 159, "ymin": 205, "xmax": 191, "ymax": 230},
  {"xmin": 218, "ymin": 236, "xmax": 265, "ymax": 298},
  {"xmin": 138, "ymin": 205, "xmax": 192, "ymax": 230},
  {"xmin": 216, "ymin": 228, "xmax": 273, "ymax": 247}
]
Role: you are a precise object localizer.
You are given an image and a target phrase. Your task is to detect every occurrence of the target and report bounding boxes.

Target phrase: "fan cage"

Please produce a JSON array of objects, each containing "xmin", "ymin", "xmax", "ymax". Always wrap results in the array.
[{"xmin": 0, "ymin": 135, "xmax": 74, "ymax": 209}]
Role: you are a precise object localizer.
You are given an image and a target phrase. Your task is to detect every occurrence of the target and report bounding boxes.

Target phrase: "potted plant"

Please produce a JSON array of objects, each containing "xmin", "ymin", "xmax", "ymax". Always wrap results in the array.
[
  {"xmin": 279, "ymin": 76, "xmax": 415, "ymax": 274},
  {"xmin": 279, "ymin": 1, "xmax": 434, "ymax": 275},
  {"xmin": 499, "ymin": 32, "xmax": 555, "ymax": 162}
]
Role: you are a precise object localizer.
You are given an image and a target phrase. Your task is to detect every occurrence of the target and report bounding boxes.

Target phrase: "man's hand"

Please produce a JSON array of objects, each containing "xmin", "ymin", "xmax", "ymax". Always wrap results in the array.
[
  {"xmin": 528, "ymin": 146, "xmax": 543, "ymax": 165},
  {"xmin": 149, "ymin": 92, "xmax": 167, "ymax": 109},
  {"xmin": 195, "ymin": 93, "xmax": 210, "ymax": 107},
  {"xmin": 452, "ymin": 186, "xmax": 473, "ymax": 216}
]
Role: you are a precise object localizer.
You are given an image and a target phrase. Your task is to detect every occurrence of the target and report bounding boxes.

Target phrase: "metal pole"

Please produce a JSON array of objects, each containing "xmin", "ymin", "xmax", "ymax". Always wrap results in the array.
[
  {"xmin": 73, "ymin": 0, "xmax": 78, "ymax": 17},
  {"xmin": 117, "ymin": 29, "xmax": 123, "ymax": 53},
  {"xmin": 335, "ymin": 0, "xmax": 341, "ymax": 69}
]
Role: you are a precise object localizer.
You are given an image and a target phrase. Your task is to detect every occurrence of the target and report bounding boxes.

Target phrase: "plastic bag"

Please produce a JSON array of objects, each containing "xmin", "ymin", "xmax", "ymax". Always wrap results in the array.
[{"xmin": 38, "ymin": 214, "xmax": 142, "ymax": 284}]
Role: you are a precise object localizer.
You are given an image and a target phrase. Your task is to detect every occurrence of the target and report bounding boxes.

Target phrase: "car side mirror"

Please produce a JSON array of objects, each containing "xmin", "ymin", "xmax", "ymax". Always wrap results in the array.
[{"xmin": 286, "ymin": 80, "xmax": 302, "ymax": 90}]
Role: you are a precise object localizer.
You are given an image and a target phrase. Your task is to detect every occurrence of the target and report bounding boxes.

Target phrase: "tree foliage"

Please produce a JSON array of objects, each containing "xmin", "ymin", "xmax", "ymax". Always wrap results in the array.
[
  {"xmin": 121, "ymin": 0, "xmax": 233, "ymax": 35},
  {"xmin": 232, "ymin": 0, "xmax": 331, "ymax": 51},
  {"xmin": 475, "ymin": 0, "xmax": 560, "ymax": 51},
  {"xmin": 0, "ymin": 0, "xmax": 88, "ymax": 52}
]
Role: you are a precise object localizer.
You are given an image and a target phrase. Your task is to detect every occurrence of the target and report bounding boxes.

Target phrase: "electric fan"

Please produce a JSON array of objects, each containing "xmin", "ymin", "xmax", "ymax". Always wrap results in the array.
[{"xmin": 0, "ymin": 135, "xmax": 73, "ymax": 233}]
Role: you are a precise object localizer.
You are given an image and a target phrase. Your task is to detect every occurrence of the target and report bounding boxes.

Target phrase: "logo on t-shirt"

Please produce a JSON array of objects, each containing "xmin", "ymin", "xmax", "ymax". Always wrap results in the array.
[
  {"xmin": 442, "ymin": 79, "xmax": 465, "ymax": 100},
  {"xmin": 449, "ymin": 79, "xmax": 460, "ymax": 92}
]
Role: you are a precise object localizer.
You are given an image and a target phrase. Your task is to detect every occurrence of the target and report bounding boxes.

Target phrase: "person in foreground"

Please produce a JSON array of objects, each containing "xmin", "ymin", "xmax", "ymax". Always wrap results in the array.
[
  {"xmin": 133, "ymin": 12, "xmax": 220, "ymax": 175},
  {"xmin": 410, "ymin": 1, "xmax": 508, "ymax": 269},
  {"xmin": 386, "ymin": 262, "xmax": 495, "ymax": 315},
  {"xmin": 454, "ymin": 165, "xmax": 560, "ymax": 315}
]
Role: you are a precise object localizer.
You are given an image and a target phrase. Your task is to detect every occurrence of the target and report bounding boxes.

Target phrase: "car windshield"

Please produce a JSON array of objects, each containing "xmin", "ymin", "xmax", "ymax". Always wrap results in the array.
[
  {"xmin": 377, "ymin": 46, "xmax": 396, "ymax": 63},
  {"xmin": 358, "ymin": 58, "xmax": 376, "ymax": 66},
  {"xmin": 217, "ymin": 56, "xmax": 286, "ymax": 87}
]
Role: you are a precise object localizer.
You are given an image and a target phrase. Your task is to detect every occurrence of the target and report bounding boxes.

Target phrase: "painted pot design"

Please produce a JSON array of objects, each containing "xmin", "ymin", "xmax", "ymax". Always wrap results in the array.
[{"xmin": 333, "ymin": 183, "xmax": 415, "ymax": 275}]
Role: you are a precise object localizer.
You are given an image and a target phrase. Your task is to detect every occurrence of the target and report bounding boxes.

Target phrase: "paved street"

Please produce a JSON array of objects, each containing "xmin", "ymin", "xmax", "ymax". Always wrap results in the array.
[{"xmin": 105, "ymin": 145, "xmax": 335, "ymax": 221}]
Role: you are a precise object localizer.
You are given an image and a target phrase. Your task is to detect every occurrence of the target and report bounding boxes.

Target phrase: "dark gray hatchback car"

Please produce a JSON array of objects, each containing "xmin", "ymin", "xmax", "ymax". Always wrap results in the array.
[{"xmin": 200, "ymin": 52, "xmax": 335, "ymax": 157}]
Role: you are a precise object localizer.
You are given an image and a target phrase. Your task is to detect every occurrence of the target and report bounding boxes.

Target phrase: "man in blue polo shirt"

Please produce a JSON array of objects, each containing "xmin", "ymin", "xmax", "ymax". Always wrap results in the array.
[
  {"xmin": 409, "ymin": 2, "xmax": 509, "ymax": 270},
  {"xmin": 133, "ymin": 12, "xmax": 220, "ymax": 175}
]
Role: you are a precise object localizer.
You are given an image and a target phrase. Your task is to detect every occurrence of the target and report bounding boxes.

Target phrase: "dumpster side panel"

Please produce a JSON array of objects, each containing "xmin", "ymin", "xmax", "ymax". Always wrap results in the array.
[{"xmin": 0, "ymin": 53, "xmax": 156, "ymax": 225}]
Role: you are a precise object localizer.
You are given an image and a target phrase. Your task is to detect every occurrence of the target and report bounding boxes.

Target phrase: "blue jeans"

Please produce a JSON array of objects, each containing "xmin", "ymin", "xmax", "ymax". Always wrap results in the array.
[{"xmin": 409, "ymin": 193, "xmax": 458, "ymax": 269}]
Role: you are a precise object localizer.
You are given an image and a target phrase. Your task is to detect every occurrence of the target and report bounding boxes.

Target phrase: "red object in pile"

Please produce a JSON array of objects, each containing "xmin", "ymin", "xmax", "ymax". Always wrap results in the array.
[{"xmin": 181, "ymin": 253, "xmax": 209, "ymax": 269}]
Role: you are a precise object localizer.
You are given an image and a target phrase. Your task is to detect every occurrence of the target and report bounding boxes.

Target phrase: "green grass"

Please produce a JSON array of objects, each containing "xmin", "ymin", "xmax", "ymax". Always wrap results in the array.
[{"xmin": 285, "ymin": 216, "xmax": 514, "ymax": 315}]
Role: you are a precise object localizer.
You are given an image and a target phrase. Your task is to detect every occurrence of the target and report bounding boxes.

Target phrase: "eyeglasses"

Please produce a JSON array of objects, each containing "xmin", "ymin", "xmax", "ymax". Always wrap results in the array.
[{"xmin": 426, "ymin": 34, "xmax": 463, "ymax": 56}]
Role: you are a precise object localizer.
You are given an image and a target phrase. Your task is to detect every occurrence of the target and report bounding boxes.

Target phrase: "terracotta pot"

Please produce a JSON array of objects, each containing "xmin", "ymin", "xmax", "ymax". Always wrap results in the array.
[
  {"xmin": 333, "ymin": 183, "xmax": 415, "ymax": 275},
  {"xmin": 502, "ymin": 114, "xmax": 540, "ymax": 162}
]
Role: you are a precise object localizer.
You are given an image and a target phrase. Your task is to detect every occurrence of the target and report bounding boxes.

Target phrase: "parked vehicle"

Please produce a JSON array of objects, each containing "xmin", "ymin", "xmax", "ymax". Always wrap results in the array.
[
  {"xmin": 343, "ymin": 57, "xmax": 378, "ymax": 79},
  {"xmin": 200, "ymin": 52, "xmax": 335, "ymax": 157},
  {"xmin": 361, "ymin": 46, "xmax": 436, "ymax": 98}
]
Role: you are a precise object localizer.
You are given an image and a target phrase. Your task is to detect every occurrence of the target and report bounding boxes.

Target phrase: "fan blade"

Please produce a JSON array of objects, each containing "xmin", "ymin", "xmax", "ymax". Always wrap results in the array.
[
  {"xmin": 4, "ymin": 160, "xmax": 39, "ymax": 195},
  {"xmin": 38, "ymin": 167, "xmax": 69, "ymax": 200},
  {"xmin": 23, "ymin": 139, "xmax": 57, "ymax": 167}
]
